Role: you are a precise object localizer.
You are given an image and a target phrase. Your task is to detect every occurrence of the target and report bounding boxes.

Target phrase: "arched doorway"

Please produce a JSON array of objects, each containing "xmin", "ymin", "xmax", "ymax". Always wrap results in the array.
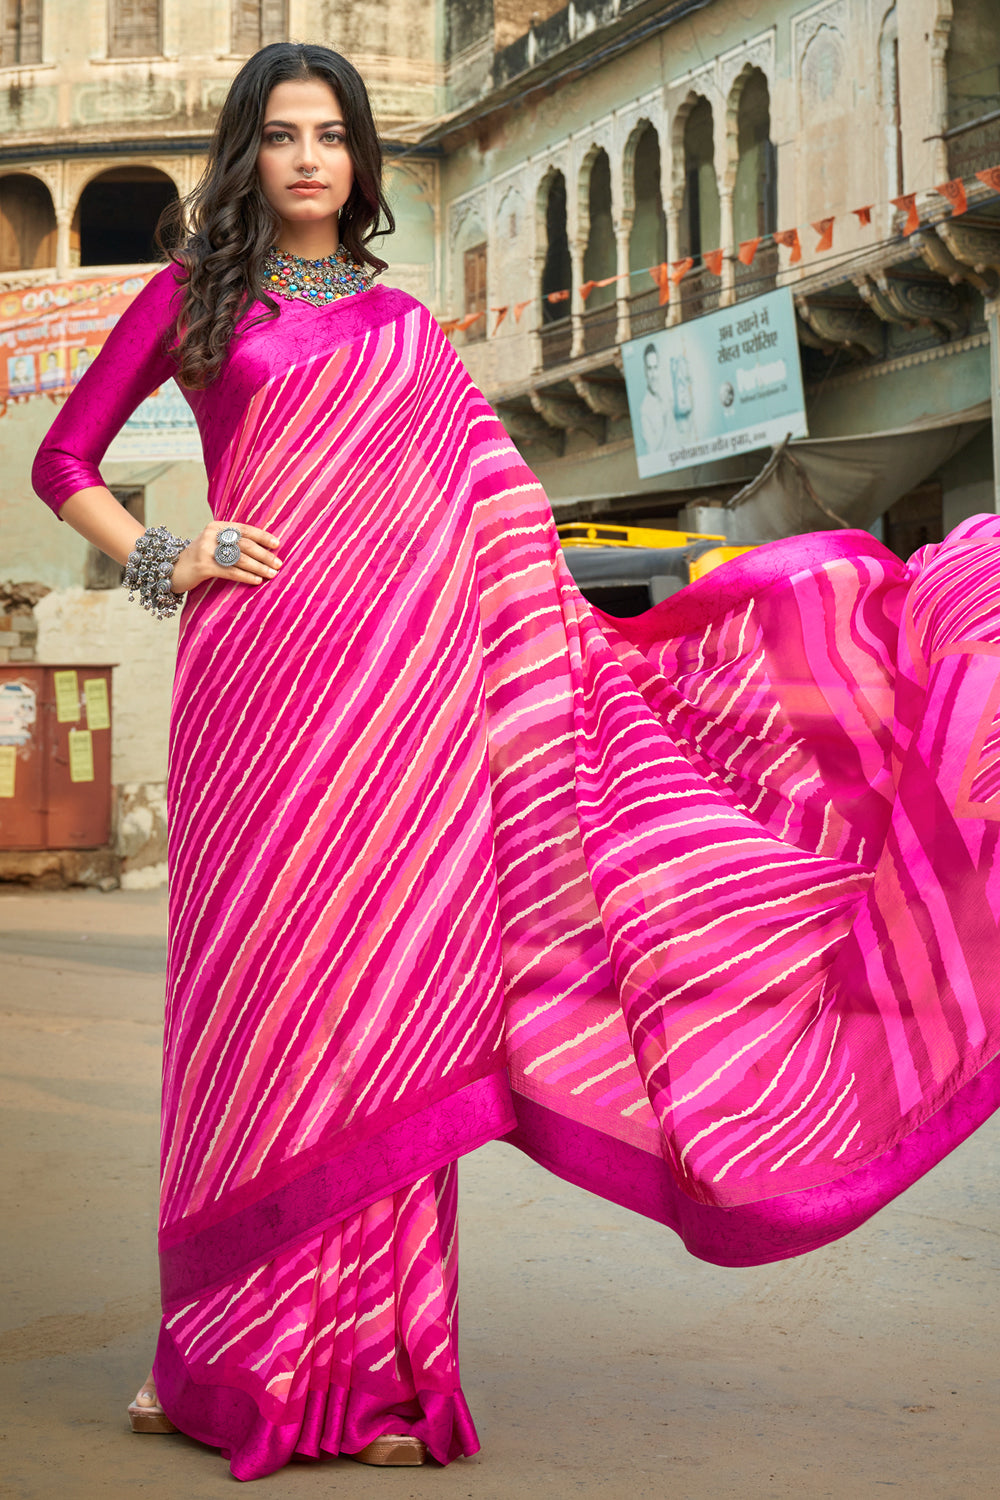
[
  {"xmin": 0, "ymin": 174, "xmax": 57, "ymax": 272},
  {"xmin": 75, "ymin": 167, "xmax": 178, "ymax": 266}
]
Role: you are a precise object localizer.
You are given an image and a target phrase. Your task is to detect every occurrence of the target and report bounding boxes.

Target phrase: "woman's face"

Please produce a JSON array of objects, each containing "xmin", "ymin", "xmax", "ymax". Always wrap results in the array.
[{"xmin": 256, "ymin": 77, "xmax": 354, "ymax": 244}]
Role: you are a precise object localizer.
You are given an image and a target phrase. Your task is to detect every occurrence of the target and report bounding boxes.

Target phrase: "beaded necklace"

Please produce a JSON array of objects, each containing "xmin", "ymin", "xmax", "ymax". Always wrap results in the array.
[{"xmin": 263, "ymin": 244, "xmax": 373, "ymax": 307}]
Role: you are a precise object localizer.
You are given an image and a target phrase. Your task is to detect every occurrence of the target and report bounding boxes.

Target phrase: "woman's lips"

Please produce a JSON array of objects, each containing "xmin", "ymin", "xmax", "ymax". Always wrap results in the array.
[{"xmin": 289, "ymin": 183, "xmax": 325, "ymax": 194}]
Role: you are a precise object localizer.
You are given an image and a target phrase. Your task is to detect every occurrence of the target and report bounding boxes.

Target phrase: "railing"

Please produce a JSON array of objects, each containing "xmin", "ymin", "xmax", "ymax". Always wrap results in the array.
[
  {"xmin": 540, "ymin": 315, "xmax": 572, "ymax": 368},
  {"xmin": 627, "ymin": 286, "xmax": 667, "ymax": 340},
  {"xmin": 678, "ymin": 266, "xmax": 722, "ymax": 324},
  {"xmin": 734, "ymin": 242, "xmax": 779, "ymax": 302},
  {"xmin": 947, "ymin": 63, "xmax": 1000, "ymax": 178},
  {"xmin": 581, "ymin": 300, "xmax": 617, "ymax": 354}
]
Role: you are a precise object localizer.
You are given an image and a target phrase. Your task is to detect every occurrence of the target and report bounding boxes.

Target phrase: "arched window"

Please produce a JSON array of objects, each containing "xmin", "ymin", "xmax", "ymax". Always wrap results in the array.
[
  {"xmin": 733, "ymin": 70, "xmax": 777, "ymax": 241},
  {"xmin": 628, "ymin": 124, "xmax": 667, "ymax": 337},
  {"xmin": 108, "ymin": 0, "xmax": 160, "ymax": 59},
  {"xmin": 232, "ymin": 0, "xmax": 287, "ymax": 55},
  {"xmin": 2, "ymin": 0, "xmax": 42, "ymax": 66},
  {"xmin": 582, "ymin": 149, "xmax": 615, "ymax": 352},
  {"xmin": 75, "ymin": 167, "xmax": 177, "ymax": 266},
  {"xmin": 540, "ymin": 170, "xmax": 572, "ymax": 368},
  {"xmin": 541, "ymin": 172, "xmax": 571, "ymax": 317},
  {"xmin": 0, "ymin": 174, "xmax": 56, "ymax": 272},
  {"xmin": 681, "ymin": 98, "xmax": 720, "ymax": 261}
]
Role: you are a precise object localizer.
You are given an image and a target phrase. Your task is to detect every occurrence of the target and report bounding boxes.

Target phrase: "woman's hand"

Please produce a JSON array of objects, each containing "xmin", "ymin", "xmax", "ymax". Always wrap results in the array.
[{"xmin": 171, "ymin": 521, "xmax": 283, "ymax": 594}]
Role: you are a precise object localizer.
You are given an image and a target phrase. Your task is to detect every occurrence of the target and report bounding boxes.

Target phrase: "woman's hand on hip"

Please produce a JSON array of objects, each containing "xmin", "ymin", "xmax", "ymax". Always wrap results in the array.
[{"xmin": 171, "ymin": 521, "xmax": 283, "ymax": 594}]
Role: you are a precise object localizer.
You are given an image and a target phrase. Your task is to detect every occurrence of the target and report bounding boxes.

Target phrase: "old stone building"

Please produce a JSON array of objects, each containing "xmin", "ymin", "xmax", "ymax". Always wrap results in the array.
[{"xmin": 1, "ymin": 0, "xmax": 998, "ymax": 882}]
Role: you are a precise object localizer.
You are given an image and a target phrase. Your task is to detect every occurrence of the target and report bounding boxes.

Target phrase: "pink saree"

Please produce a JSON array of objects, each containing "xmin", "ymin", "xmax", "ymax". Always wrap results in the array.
[{"xmin": 32, "ymin": 268, "xmax": 1000, "ymax": 1479}]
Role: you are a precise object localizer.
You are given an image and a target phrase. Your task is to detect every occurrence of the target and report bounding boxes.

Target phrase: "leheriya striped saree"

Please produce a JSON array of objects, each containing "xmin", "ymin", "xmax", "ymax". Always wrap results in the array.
[{"xmin": 149, "ymin": 286, "xmax": 1000, "ymax": 1474}]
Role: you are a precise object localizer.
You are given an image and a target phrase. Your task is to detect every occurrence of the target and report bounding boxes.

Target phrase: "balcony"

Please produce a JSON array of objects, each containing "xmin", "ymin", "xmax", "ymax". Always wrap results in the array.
[{"xmin": 946, "ymin": 63, "xmax": 1000, "ymax": 178}]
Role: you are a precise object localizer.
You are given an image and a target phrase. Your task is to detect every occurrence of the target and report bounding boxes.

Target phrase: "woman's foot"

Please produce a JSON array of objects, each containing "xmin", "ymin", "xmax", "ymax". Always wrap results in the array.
[
  {"xmin": 127, "ymin": 1373, "xmax": 177, "ymax": 1434},
  {"xmin": 348, "ymin": 1435, "xmax": 427, "ymax": 1466}
]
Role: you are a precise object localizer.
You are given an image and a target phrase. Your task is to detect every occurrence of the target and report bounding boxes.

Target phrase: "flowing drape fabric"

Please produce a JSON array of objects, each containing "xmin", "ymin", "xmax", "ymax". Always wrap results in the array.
[{"xmin": 32, "ymin": 271, "xmax": 1000, "ymax": 1479}]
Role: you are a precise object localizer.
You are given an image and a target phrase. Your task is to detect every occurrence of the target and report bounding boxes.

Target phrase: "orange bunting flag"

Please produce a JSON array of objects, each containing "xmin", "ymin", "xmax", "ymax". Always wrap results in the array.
[
  {"xmin": 852, "ymin": 205, "xmax": 873, "ymax": 226},
  {"xmin": 457, "ymin": 310, "xmax": 484, "ymax": 331},
  {"xmin": 702, "ymin": 248, "xmax": 725, "ymax": 277},
  {"xmin": 438, "ymin": 318, "xmax": 460, "ymax": 336},
  {"xmin": 773, "ymin": 228, "xmax": 802, "ymax": 264},
  {"xmin": 891, "ymin": 193, "xmax": 920, "ymax": 236},
  {"xmin": 670, "ymin": 257, "xmax": 695, "ymax": 285},
  {"xmin": 975, "ymin": 166, "xmax": 1000, "ymax": 194},
  {"xmin": 491, "ymin": 306, "xmax": 508, "ymax": 334},
  {"xmin": 513, "ymin": 299, "xmax": 532, "ymax": 322},
  {"xmin": 812, "ymin": 217, "xmax": 835, "ymax": 252},
  {"xmin": 648, "ymin": 263, "xmax": 671, "ymax": 305},
  {"xmin": 579, "ymin": 280, "xmax": 597, "ymax": 302},
  {"xmin": 935, "ymin": 177, "xmax": 968, "ymax": 216},
  {"xmin": 546, "ymin": 289, "xmax": 570, "ymax": 304},
  {"xmin": 737, "ymin": 237, "xmax": 761, "ymax": 267}
]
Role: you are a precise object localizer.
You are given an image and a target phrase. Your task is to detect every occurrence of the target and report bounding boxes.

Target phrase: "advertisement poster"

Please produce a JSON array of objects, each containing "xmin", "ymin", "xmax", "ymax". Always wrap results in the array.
[
  {"xmin": 0, "ymin": 271, "xmax": 200, "ymax": 460},
  {"xmin": 622, "ymin": 286, "xmax": 809, "ymax": 479}
]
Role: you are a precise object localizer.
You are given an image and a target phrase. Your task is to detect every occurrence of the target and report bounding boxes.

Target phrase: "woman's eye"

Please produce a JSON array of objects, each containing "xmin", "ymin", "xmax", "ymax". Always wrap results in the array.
[
  {"xmin": 323, "ymin": 132, "xmax": 346, "ymax": 145},
  {"xmin": 264, "ymin": 131, "xmax": 290, "ymax": 144}
]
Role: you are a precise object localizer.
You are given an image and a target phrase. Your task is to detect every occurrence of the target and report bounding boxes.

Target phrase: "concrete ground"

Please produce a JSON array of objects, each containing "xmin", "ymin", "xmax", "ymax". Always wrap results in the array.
[{"xmin": 1, "ymin": 887, "xmax": 998, "ymax": 1500}]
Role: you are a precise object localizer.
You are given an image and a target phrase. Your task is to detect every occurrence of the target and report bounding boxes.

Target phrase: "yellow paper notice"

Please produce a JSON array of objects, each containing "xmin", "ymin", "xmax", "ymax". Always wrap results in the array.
[
  {"xmin": 0, "ymin": 745, "xmax": 15, "ymax": 798},
  {"xmin": 84, "ymin": 677, "xmax": 111, "ymax": 731},
  {"xmin": 54, "ymin": 669, "xmax": 80, "ymax": 723},
  {"xmin": 68, "ymin": 728, "xmax": 95, "ymax": 783}
]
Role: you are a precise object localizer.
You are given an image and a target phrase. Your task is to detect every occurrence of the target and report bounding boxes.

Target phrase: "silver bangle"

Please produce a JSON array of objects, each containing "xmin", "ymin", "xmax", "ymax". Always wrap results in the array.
[{"xmin": 123, "ymin": 526, "xmax": 191, "ymax": 619}]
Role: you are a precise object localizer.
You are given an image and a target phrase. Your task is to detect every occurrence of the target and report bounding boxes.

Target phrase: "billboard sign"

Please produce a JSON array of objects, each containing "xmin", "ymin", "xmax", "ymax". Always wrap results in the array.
[
  {"xmin": 622, "ymin": 286, "xmax": 808, "ymax": 478},
  {"xmin": 0, "ymin": 271, "xmax": 200, "ymax": 460}
]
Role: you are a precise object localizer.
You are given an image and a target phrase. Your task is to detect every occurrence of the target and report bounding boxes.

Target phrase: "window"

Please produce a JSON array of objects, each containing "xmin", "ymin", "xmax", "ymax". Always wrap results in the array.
[
  {"xmin": 463, "ymin": 242, "xmax": 487, "ymax": 343},
  {"xmin": 86, "ymin": 490, "xmax": 145, "ymax": 590},
  {"xmin": 108, "ymin": 0, "xmax": 160, "ymax": 59},
  {"xmin": 2, "ymin": 0, "xmax": 42, "ymax": 66},
  {"xmin": 232, "ymin": 0, "xmax": 287, "ymax": 55}
]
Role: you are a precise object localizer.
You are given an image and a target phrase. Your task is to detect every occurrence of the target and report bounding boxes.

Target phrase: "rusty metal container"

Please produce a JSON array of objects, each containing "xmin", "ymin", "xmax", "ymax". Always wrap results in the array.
[{"xmin": 0, "ymin": 665, "xmax": 113, "ymax": 849}]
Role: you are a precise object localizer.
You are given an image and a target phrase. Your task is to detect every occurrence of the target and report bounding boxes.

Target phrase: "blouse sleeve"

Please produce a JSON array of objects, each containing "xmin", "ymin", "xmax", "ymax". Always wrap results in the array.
[{"xmin": 32, "ymin": 265, "xmax": 185, "ymax": 515}]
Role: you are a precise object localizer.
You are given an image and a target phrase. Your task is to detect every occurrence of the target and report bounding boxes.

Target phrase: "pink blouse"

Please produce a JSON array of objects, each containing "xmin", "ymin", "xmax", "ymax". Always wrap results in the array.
[{"xmin": 32, "ymin": 264, "xmax": 406, "ymax": 513}]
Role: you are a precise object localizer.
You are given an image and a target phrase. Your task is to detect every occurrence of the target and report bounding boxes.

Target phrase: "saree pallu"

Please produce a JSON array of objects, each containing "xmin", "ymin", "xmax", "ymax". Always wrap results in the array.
[{"xmin": 155, "ymin": 287, "xmax": 1000, "ymax": 1474}]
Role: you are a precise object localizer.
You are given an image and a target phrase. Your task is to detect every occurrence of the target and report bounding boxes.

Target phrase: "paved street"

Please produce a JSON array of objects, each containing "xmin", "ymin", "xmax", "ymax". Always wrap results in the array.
[{"xmin": 2, "ymin": 885, "xmax": 998, "ymax": 1500}]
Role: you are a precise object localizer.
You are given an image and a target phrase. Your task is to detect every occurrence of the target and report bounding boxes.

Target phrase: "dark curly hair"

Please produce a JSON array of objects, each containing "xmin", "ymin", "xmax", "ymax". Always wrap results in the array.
[{"xmin": 157, "ymin": 43, "xmax": 395, "ymax": 389}]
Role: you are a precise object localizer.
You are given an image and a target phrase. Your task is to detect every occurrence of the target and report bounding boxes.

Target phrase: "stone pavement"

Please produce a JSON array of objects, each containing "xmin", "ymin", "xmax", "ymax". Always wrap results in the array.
[{"xmin": 1, "ymin": 885, "xmax": 998, "ymax": 1500}]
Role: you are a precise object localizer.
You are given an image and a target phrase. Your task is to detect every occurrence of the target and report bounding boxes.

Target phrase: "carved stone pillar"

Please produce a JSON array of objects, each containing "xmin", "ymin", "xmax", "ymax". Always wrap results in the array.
[
  {"xmin": 615, "ymin": 226, "xmax": 631, "ymax": 344},
  {"xmin": 570, "ymin": 238, "xmax": 586, "ymax": 359},
  {"xmin": 929, "ymin": 11, "xmax": 953, "ymax": 185},
  {"xmin": 666, "ymin": 206, "xmax": 681, "ymax": 327},
  {"xmin": 530, "ymin": 252, "xmax": 545, "ymax": 372},
  {"xmin": 56, "ymin": 210, "xmax": 72, "ymax": 280},
  {"xmin": 718, "ymin": 187, "xmax": 735, "ymax": 308}
]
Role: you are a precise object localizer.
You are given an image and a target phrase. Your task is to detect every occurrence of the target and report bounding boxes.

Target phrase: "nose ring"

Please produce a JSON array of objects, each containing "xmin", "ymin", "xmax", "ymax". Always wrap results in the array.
[{"xmin": 300, "ymin": 166, "xmax": 317, "ymax": 177}]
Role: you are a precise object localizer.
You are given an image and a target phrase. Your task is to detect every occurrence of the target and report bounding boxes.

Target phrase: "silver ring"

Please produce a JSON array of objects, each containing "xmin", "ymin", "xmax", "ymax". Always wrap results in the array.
[
  {"xmin": 300, "ymin": 166, "xmax": 317, "ymax": 177},
  {"xmin": 214, "ymin": 526, "xmax": 242, "ymax": 569}
]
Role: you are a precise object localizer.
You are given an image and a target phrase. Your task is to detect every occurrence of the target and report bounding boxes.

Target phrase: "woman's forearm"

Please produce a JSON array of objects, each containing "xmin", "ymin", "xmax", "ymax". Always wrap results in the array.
[
  {"xmin": 59, "ymin": 487, "xmax": 147, "ymax": 565},
  {"xmin": 58, "ymin": 486, "xmax": 282, "ymax": 595}
]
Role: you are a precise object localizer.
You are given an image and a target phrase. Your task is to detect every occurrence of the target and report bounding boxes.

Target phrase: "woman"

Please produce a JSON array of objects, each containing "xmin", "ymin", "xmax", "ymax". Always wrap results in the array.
[{"xmin": 33, "ymin": 41, "xmax": 1000, "ymax": 1483}]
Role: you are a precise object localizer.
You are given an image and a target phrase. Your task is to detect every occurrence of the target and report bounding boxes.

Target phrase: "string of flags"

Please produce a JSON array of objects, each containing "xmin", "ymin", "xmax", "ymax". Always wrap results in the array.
[{"xmin": 439, "ymin": 163, "xmax": 1000, "ymax": 338}]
